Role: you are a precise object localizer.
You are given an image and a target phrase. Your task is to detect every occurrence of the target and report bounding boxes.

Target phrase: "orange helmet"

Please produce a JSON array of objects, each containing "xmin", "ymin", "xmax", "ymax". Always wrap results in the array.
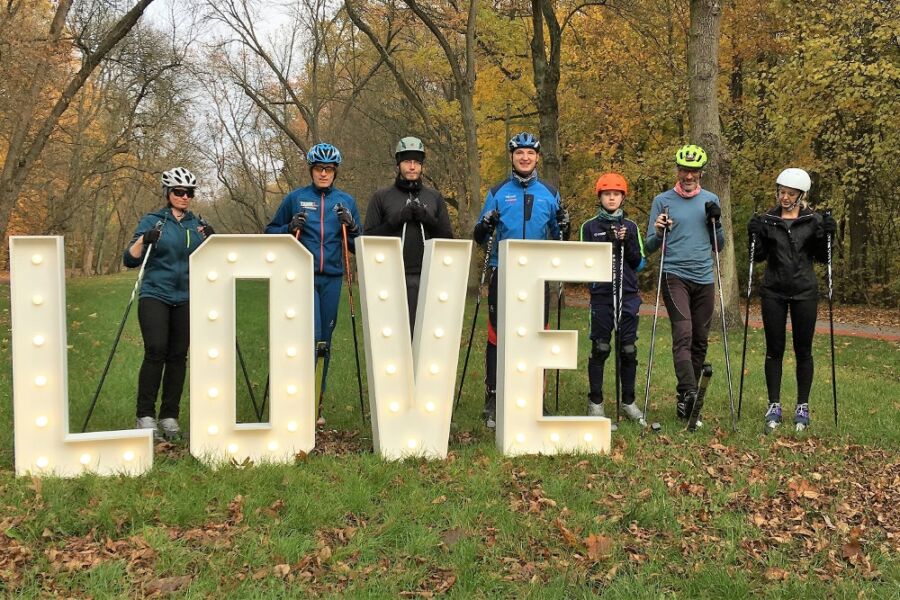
[{"xmin": 595, "ymin": 172, "xmax": 628, "ymax": 196}]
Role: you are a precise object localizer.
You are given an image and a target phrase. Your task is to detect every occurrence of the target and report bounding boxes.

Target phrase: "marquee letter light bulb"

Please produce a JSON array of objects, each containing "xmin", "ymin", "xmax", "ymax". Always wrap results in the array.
[
  {"xmin": 356, "ymin": 237, "xmax": 472, "ymax": 459},
  {"xmin": 496, "ymin": 240, "xmax": 613, "ymax": 455},
  {"xmin": 9, "ymin": 237, "xmax": 152, "ymax": 476},
  {"xmin": 190, "ymin": 235, "xmax": 315, "ymax": 466}
]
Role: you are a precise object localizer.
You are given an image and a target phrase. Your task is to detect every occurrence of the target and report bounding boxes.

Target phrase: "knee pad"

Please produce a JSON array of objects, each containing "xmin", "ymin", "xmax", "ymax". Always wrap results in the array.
[
  {"xmin": 620, "ymin": 343, "xmax": 637, "ymax": 365},
  {"xmin": 590, "ymin": 340, "xmax": 611, "ymax": 362}
]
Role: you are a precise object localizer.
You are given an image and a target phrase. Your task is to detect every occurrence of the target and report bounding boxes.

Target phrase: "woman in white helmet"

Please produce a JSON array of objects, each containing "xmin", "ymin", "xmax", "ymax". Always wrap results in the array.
[
  {"xmin": 124, "ymin": 167, "xmax": 215, "ymax": 440},
  {"xmin": 746, "ymin": 168, "xmax": 837, "ymax": 433}
]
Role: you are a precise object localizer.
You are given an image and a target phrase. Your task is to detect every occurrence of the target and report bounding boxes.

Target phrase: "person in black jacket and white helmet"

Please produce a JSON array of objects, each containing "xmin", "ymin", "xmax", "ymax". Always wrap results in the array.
[
  {"xmin": 746, "ymin": 167, "xmax": 837, "ymax": 433},
  {"xmin": 363, "ymin": 136, "xmax": 454, "ymax": 333}
]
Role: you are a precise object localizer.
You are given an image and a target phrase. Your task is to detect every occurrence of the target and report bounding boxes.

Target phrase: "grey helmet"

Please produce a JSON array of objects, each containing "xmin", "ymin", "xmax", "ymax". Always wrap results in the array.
[
  {"xmin": 395, "ymin": 136, "xmax": 425, "ymax": 163},
  {"xmin": 161, "ymin": 167, "xmax": 197, "ymax": 189}
]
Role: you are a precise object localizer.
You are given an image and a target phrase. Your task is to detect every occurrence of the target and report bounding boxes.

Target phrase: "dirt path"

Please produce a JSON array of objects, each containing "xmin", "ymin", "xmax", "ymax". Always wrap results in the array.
[{"xmin": 636, "ymin": 304, "xmax": 900, "ymax": 342}]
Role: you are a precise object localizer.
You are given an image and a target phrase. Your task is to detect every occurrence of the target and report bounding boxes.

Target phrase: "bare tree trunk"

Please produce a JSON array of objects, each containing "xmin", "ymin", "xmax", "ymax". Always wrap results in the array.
[
  {"xmin": 530, "ymin": 0, "xmax": 562, "ymax": 189},
  {"xmin": 688, "ymin": 0, "xmax": 740, "ymax": 326}
]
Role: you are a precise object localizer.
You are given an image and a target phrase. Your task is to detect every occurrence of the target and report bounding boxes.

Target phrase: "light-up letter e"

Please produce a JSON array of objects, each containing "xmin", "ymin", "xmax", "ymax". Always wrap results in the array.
[
  {"xmin": 356, "ymin": 237, "xmax": 472, "ymax": 459},
  {"xmin": 190, "ymin": 235, "xmax": 315, "ymax": 465},
  {"xmin": 10, "ymin": 237, "xmax": 153, "ymax": 476},
  {"xmin": 497, "ymin": 240, "xmax": 613, "ymax": 455}
]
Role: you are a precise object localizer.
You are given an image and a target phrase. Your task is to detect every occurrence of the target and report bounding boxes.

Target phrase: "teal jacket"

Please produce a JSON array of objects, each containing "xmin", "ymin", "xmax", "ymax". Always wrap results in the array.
[{"xmin": 123, "ymin": 207, "xmax": 205, "ymax": 305}]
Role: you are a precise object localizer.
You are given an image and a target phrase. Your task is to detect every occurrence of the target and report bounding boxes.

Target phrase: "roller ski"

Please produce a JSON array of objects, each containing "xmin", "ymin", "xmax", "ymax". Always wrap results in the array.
[
  {"xmin": 315, "ymin": 342, "xmax": 328, "ymax": 427},
  {"xmin": 687, "ymin": 362, "xmax": 713, "ymax": 432}
]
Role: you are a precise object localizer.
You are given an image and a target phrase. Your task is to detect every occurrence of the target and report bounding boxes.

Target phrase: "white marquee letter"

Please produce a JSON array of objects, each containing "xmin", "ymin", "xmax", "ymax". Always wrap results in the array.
[
  {"xmin": 190, "ymin": 235, "xmax": 315, "ymax": 465},
  {"xmin": 356, "ymin": 237, "xmax": 472, "ymax": 459},
  {"xmin": 497, "ymin": 240, "xmax": 613, "ymax": 455},
  {"xmin": 10, "ymin": 237, "xmax": 153, "ymax": 477}
]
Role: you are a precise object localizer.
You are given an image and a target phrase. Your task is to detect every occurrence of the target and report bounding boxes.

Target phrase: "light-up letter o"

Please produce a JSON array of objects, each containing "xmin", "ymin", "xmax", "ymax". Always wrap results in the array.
[
  {"xmin": 497, "ymin": 240, "xmax": 614, "ymax": 455},
  {"xmin": 190, "ymin": 235, "xmax": 315, "ymax": 465},
  {"xmin": 9, "ymin": 237, "xmax": 153, "ymax": 476},
  {"xmin": 356, "ymin": 237, "xmax": 472, "ymax": 459}
]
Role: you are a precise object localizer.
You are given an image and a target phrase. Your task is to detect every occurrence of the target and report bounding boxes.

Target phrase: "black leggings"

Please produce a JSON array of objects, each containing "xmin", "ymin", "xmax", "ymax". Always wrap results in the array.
[
  {"xmin": 136, "ymin": 298, "xmax": 190, "ymax": 419},
  {"xmin": 761, "ymin": 295, "xmax": 817, "ymax": 405}
]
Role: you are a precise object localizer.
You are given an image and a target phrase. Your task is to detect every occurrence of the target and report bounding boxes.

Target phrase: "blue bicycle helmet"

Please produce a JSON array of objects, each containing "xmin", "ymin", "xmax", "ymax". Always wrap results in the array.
[
  {"xmin": 307, "ymin": 143, "xmax": 343, "ymax": 166},
  {"xmin": 508, "ymin": 132, "xmax": 540, "ymax": 153}
]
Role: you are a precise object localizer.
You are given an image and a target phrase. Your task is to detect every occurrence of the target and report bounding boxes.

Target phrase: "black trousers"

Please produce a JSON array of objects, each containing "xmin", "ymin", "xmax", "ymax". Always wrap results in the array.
[
  {"xmin": 661, "ymin": 273, "xmax": 715, "ymax": 395},
  {"xmin": 136, "ymin": 298, "xmax": 190, "ymax": 419},
  {"xmin": 761, "ymin": 295, "xmax": 817, "ymax": 405}
]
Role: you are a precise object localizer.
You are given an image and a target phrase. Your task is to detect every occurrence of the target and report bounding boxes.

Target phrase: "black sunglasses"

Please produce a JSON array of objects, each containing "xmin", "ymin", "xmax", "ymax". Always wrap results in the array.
[{"xmin": 171, "ymin": 188, "xmax": 195, "ymax": 198}]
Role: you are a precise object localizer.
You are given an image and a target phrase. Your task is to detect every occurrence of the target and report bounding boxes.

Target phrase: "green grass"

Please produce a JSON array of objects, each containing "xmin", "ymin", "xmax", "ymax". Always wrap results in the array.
[{"xmin": 0, "ymin": 274, "xmax": 898, "ymax": 597}]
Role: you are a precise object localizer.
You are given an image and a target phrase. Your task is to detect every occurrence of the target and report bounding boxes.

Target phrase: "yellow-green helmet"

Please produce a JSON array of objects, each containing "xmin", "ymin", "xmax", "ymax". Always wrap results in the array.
[{"xmin": 675, "ymin": 144, "xmax": 708, "ymax": 169}]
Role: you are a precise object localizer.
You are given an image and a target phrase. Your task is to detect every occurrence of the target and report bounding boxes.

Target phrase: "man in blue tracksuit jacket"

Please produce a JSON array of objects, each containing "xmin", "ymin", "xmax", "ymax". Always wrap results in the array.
[
  {"xmin": 644, "ymin": 144, "xmax": 725, "ymax": 425},
  {"xmin": 265, "ymin": 143, "xmax": 361, "ymax": 421},
  {"xmin": 472, "ymin": 132, "xmax": 569, "ymax": 428}
]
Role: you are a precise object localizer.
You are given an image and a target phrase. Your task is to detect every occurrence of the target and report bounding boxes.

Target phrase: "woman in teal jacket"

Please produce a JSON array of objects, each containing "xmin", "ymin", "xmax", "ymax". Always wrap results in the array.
[{"xmin": 124, "ymin": 167, "xmax": 214, "ymax": 440}]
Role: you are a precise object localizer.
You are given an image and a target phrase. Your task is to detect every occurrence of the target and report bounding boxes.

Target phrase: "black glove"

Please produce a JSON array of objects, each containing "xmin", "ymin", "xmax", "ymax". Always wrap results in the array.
[
  {"xmin": 481, "ymin": 210, "xmax": 500, "ymax": 231},
  {"xmin": 142, "ymin": 228, "xmax": 161, "ymax": 245},
  {"xmin": 199, "ymin": 219, "xmax": 215, "ymax": 238},
  {"xmin": 336, "ymin": 205, "xmax": 358, "ymax": 232},
  {"xmin": 705, "ymin": 201, "xmax": 721, "ymax": 222},
  {"xmin": 399, "ymin": 202, "xmax": 416, "ymax": 223},
  {"xmin": 747, "ymin": 216, "xmax": 764, "ymax": 239},
  {"xmin": 556, "ymin": 207, "xmax": 571, "ymax": 240},
  {"xmin": 289, "ymin": 211, "xmax": 307, "ymax": 235},
  {"xmin": 822, "ymin": 213, "xmax": 837, "ymax": 235}
]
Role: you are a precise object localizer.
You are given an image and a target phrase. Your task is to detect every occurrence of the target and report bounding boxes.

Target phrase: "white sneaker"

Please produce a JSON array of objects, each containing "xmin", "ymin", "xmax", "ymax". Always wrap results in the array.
[
  {"xmin": 158, "ymin": 417, "xmax": 181, "ymax": 440},
  {"xmin": 136, "ymin": 416, "xmax": 160, "ymax": 440},
  {"xmin": 588, "ymin": 402, "xmax": 616, "ymax": 431},
  {"xmin": 622, "ymin": 402, "xmax": 647, "ymax": 426}
]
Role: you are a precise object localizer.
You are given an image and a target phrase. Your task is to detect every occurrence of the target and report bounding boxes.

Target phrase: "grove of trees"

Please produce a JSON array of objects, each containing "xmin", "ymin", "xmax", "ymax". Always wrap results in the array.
[{"xmin": 1, "ymin": 0, "xmax": 897, "ymax": 307}]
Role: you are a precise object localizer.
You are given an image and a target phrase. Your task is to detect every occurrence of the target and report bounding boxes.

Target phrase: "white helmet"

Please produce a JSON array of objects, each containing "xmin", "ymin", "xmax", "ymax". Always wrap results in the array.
[
  {"xmin": 161, "ymin": 167, "xmax": 197, "ymax": 189},
  {"xmin": 776, "ymin": 168, "xmax": 811, "ymax": 193}
]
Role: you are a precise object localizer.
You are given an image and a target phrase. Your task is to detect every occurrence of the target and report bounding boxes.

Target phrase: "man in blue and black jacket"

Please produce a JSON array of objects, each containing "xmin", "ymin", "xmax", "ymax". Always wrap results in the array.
[
  {"xmin": 265, "ymin": 143, "xmax": 361, "ymax": 416},
  {"xmin": 472, "ymin": 132, "xmax": 569, "ymax": 428}
]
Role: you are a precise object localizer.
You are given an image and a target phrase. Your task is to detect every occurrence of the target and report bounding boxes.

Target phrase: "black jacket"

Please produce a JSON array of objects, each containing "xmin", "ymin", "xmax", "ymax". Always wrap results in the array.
[
  {"xmin": 580, "ymin": 214, "xmax": 646, "ymax": 304},
  {"xmin": 751, "ymin": 206, "xmax": 828, "ymax": 301},
  {"xmin": 363, "ymin": 181, "xmax": 454, "ymax": 274}
]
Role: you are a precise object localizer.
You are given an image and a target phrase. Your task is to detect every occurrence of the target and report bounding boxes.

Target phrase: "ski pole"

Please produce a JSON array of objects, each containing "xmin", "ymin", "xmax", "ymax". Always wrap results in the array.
[
  {"xmin": 554, "ymin": 223, "xmax": 565, "ymax": 413},
  {"xmin": 613, "ymin": 230, "xmax": 625, "ymax": 425},
  {"xmin": 826, "ymin": 210, "xmax": 838, "ymax": 426},
  {"xmin": 236, "ymin": 340, "xmax": 263, "ymax": 421},
  {"xmin": 339, "ymin": 217, "xmax": 367, "ymax": 426},
  {"xmin": 711, "ymin": 216, "xmax": 737, "ymax": 432},
  {"xmin": 82, "ymin": 222, "xmax": 162, "ymax": 432},
  {"xmin": 454, "ymin": 229, "xmax": 496, "ymax": 412},
  {"xmin": 641, "ymin": 208, "xmax": 669, "ymax": 437},
  {"xmin": 737, "ymin": 232, "xmax": 756, "ymax": 419}
]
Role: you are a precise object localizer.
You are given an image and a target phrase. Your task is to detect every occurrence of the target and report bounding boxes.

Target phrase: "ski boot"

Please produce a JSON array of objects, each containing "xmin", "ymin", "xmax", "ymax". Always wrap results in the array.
[
  {"xmin": 622, "ymin": 401, "xmax": 647, "ymax": 427},
  {"xmin": 794, "ymin": 403, "xmax": 810, "ymax": 433},
  {"xmin": 135, "ymin": 416, "xmax": 160, "ymax": 440},
  {"xmin": 158, "ymin": 418, "xmax": 182, "ymax": 441},
  {"xmin": 687, "ymin": 363, "xmax": 713, "ymax": 432},
  {"xmin": 483, "ymin": 388, "xmax": 497, "ymax": 429},
  {"xmin": 588, "ymin": 393, "xmax": 616, "ymax": 430},
  {"xmin": 764, "ymin": 402, "xmax": 782, "ymax": 434},
  {"xmin": 315, "ymin": 342, "xmax": 328, "ymax": 427}
]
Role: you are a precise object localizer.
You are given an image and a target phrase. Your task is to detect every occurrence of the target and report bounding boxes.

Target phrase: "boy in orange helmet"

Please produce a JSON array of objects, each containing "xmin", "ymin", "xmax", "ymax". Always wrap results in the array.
[{"xmin": 580, "ymin": 173, "xmax": 646, "ymax": 430}]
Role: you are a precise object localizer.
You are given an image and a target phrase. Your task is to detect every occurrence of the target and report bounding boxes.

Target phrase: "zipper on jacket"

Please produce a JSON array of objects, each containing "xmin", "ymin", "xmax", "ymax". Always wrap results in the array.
[{"xmin": 319, "ymin": 191, "xmax": 325, "ymax": 273}]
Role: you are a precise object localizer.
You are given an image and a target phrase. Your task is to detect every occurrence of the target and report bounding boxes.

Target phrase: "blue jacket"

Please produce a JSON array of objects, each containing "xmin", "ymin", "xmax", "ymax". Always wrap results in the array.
[
  {"xmin": 474, "ymin": 174, "xmax": 561, "ymax": 267},
  {"xmin": 123, "ymin": 207, "xmax": 205, "ymax": 305},
  {"xmin": 580, "ymin": 214, "xmax": 646, "ymax": 304},
  {"xmin": 644, "ymin": 188, "xmax": 725, "ymax": 285},
  {"xmin": 265, "ymin": 184, "xmax": 361, "ymax": 277}
]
